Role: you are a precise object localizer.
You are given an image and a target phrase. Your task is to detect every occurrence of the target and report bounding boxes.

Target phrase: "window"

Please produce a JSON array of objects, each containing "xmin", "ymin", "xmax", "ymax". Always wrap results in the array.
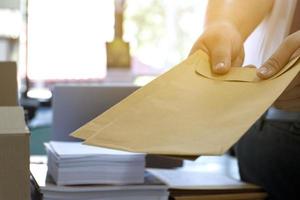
[
  {"xmin": 0, "ymin": 9, "xmax": 21, "ymax": 38},
  {"xmin": 0, "ymin": 9, "xmax": 21, "ymax": 61},
  {"xmin": 125, "ymin": 0, "xmax": 207, "ymax": 74},
  {"xmin": 27, "ymin": 0, "xmax": 114, "ymax": 81},
  {"xmin": 27, "ymin": 0, "xmax": 207, "ymax": 82}
]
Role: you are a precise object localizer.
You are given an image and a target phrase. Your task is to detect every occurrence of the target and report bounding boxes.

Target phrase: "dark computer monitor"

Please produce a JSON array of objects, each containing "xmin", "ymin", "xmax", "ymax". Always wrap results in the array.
[{"xmin": 52, "ymin": 84, "xmax": 139, "ymax": 141}]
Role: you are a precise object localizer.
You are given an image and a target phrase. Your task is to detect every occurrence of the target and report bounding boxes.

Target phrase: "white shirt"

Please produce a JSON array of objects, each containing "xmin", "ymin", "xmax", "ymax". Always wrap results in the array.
[{"xmin": 244, "ymin": 0, "xmax": 297, "ymax": 67}]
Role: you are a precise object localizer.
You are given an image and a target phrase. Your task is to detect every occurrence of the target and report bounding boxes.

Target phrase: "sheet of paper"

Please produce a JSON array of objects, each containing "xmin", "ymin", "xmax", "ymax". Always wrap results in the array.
[
  {"xmin": 71, "ymin": 50, "xmax": 300, "ymax": 156},
  {"xmin": 147, "ymin": 169, "xmax": 259, "ymax": 190},
  {"xmin": 47, "ymin": 141, "xmax": 142, "ymax": 157},
  {"xmin": 173, "ymin": 193, "xmax": 267, "ymax": 200}
]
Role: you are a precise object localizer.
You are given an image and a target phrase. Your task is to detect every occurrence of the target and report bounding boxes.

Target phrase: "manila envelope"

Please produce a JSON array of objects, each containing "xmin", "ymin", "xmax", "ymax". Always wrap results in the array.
[{"xmin": 71, "ymin": 50, "xmax": 300, "ymax": 156}]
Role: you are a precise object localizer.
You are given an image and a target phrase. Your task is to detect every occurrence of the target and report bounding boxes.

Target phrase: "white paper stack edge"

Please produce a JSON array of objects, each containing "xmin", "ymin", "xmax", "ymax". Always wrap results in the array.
[
  {"xmin": 30, "ymin": 163, "xmax": 169, "ymax": 200},
  {"xmin": 45, "ymin": 141, "xmax": 145, "ymax": 185}
]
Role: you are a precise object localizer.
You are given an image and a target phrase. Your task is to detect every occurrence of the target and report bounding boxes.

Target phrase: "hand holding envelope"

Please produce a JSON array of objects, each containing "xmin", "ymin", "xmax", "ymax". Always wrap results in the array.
[
  {"xmin": 259, "ymin": 31, "xmax": 300, "ymax": 111},
  {"xmin": 71, "ymin": 50, "xmax": 300, "ymax": 156}
]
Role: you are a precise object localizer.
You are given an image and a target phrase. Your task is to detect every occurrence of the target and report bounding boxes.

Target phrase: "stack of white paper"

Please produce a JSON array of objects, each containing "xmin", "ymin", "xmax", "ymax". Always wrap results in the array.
[
  {"xmin": 45, "ymin": 141, "xmax": 145, "ymax": 185},
  {"xmin": 30, "ymin": 163, "xmax": 169, "ymax": 200}
]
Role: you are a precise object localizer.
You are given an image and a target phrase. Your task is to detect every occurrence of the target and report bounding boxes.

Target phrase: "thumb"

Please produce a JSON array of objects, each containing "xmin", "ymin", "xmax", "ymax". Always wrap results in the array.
[
  {"xmin": 210, "ymin": 42, "xmax": 231, "ymax": 74},
  {"xmin": 257, "ymin": 33, "xmax": 300, "ymax": 79}
]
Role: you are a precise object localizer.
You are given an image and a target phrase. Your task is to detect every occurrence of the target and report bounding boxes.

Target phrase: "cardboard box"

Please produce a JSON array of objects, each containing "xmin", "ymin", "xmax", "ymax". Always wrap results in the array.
[
  {"xmin": 0, "ymin": 62, "xmax": 29, "ymax": 199},
  {"xmin": 0, "ymin": 62, "xmax": 18, "ymax": 106},
  {"xmin": 0, "ymin": 107, "xmax": 30, "ymax": 200}
]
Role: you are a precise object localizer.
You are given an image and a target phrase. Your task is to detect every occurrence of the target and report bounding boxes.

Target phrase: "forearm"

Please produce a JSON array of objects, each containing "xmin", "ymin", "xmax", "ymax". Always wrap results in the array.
[{"xmin": 205, "ymin": 0, "xmax": 274, "ymax": 41}]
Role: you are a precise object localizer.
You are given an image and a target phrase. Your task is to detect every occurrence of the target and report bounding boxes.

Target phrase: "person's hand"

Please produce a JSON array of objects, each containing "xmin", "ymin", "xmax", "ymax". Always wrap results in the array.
[
  {"xmin": 189, "ymin": 22, "xmax": 245, "ymax": 74},
  {"xmin": 260, "ymin": 31, "xmax": 300, "ymax": 111},
  {"xmin": 256, "ymin": 30, "xmax": 300, "ymax": 79}
]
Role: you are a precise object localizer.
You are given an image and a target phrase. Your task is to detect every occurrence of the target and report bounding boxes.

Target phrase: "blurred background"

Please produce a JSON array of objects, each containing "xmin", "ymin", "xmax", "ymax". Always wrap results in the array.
[{"xmin": 0, "ymin": 0, "xmax": 208, "ymax": 154}]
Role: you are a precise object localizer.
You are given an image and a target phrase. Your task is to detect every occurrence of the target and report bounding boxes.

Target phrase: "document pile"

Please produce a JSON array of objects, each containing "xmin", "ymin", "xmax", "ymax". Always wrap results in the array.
[
  {"xmin": 45, "ymin": 141, "xmax": 145, "ymax": 185},
  {"xmin": 30, "ymin": 163, "xmax": 169, "ymax": 200},
  {"xmin": 148, "ymin": 168, "xmax": 267, "ymax": 200}
]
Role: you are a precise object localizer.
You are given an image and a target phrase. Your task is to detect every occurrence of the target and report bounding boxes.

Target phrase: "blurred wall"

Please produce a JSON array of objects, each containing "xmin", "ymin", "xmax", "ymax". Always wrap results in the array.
[
  {"xmin": 0, "ymin": 0, "xmax": 20, "ymax": 9},
  {"xmin": 0, "ymin": 39, "xmax": 10, "ymax": 60},
  {"xmin": 0, "ymin": 0, "xmax": 20, "ymax": 61}
]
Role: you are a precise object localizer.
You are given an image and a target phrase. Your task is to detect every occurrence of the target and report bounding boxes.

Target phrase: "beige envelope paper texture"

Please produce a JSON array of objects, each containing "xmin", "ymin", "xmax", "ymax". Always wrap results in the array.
[{"xmin": 71, "ymin": 50, "xmax": 300, "ymax": 156}]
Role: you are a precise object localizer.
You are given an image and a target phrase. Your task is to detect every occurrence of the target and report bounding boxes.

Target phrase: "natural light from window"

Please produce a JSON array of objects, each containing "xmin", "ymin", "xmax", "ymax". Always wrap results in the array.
[
  {"xmin": 27, "ymin": 0, "xmax": 114, "ymax": 80},
  {"xmin": 27, "ymin": 0, "xmax": 207, "ymax": 81}
]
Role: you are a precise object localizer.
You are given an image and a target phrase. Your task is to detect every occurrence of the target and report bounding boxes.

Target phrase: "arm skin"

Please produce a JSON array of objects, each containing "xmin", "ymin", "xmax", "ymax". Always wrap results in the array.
[
  {"xmin": 205, "ymin": 0, "xmax": 274, "ymax": 41},
  {"xmin": 190, "ymin": 0, "xmax": 274, "ymax": 74},
  {"xmin": 191, "ymin": 0, "xmax": 300, "ymax": 112}
]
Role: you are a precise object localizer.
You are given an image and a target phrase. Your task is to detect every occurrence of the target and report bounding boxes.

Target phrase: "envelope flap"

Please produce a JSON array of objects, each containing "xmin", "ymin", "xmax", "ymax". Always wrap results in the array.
[{"xmin": 194, "ymin": 51, "xmax": 300, "ymax": 82}]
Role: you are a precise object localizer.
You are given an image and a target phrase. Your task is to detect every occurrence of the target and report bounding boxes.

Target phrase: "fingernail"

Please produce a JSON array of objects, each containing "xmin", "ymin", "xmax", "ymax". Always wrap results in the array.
[
  {"xmin": 258, "ymin": 67, "xmax": 268, "ymax": 75},
  {"xmin": 215, "ymin": 62, "xmax": 225, "ymax": 71},
  {"xmin": 258, "ymin": 66, "xmax": 272, "ymax": 76}
]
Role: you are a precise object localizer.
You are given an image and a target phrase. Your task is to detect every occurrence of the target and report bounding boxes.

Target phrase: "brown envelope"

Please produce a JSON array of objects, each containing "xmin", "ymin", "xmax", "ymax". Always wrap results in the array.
[{"xmin": 71, "ymin": 50, "xmax": 300, "ymax": 156}]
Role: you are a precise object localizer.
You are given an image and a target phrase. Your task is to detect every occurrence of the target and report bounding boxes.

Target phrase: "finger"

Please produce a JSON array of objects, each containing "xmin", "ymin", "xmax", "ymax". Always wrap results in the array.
[
  {"xmin": 189, "ymin": 39, "xmax": 209, "ymax": 56},
  {"xmin": 210, "ymin": 41, "xmax": 231, "ymax": 74},
  {"xmin": 290, "ymin": 48, "xmax": 300, "ymax": 61},
  {"xmin": 231, "ymin": 46, "xmax": 245, "ymax": 68},
  {"xmin": 257, "ymin": 34, "xmax": 300, "ymax": 79}
]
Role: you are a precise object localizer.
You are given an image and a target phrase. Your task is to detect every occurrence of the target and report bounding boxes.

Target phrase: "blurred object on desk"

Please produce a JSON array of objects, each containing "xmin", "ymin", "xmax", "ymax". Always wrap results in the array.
[
  {"xmin": 106, "ymin": 0, "xmax": 131, "ymax": 69},
  {"xmin": 149, "ymin": 155, "xmax": 267, "ymax": 200},
  {"xmin": 52, "ymin": 84, "xmax": 139, "ymax": 141},
  {"xmin": 183, "ymin": 155, "xmax": 240, "ymax": 180}
]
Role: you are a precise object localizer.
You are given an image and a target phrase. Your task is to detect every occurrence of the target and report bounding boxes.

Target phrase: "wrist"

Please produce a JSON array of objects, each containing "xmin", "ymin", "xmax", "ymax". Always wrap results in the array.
[
  {"xmin": 204, "ymin": 21, "xmax": 244, "ymax": 41},
  {"xmin": 204, "ymin": 21, "xmax": 243, "ymax": 39}
]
